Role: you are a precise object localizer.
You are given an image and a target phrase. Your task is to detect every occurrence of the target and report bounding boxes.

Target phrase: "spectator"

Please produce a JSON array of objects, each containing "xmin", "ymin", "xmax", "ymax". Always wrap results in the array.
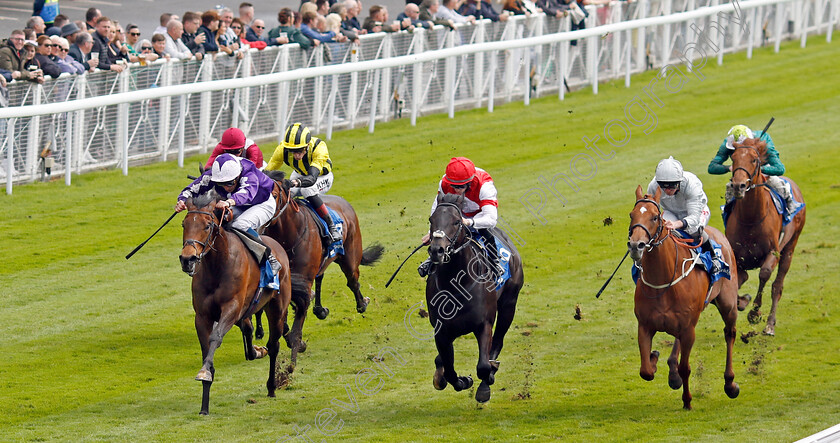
[
  {"xmin": 33, "ymin": 0, "xmax": 60, "ymax": 27},
  {"xmin": 328, "ymin": 4, "xmax": 359, "ymax": 40},
  {"xmin": 419, "ymin": 0, "xmax": 454, "ymax": 29},
  {"xmin": 35, "ymin": 35, "xmax": 62, "ymax": 78},
  {"xmin": 215, "ymin": 20, "xmax": 242, "ymax": 58},
  {"xmin": 268, "ymin": 8, "xmax": 307, "ymax": 49},
  {"xmin": 459, "ymin": 0, "xmax": 510, "ymax": 21},
  {"xmin": 125, "ymin": 24, "xmax": 141, "ymax": 54},
  {"xmin": 68, "ymin": 30, "xmax": 95, "ymax": 71},
  {"xmin": 53, "ymin": 36, "xmax": 85, "ymax": 74},
  {"xmin": 246, "ymin": 19, "xmax": 268, "ymax": 42},
  {"xmin": 85, "ymin": 7, "xmax": 101, "ymax": 31},
  {"xmin": 398, "ymin": 3, "xmax": 433, "ymax": 28},
  {"xmin": 181, "ymin": 12, "xmax": 207, "ymax": 58},
  {"xmin": 151, "ymin": 34, "xmax": 170, "ymax": 60},
  {"xmin": 300, "ymin": 2, "xmax": 318, "ymax": 17},
  {"xmin": 316, "ymin": 0, "xmax": 331, "ymax": 16},
  {"xmin": 502, "ymin": 0, "xmax": 539, "ymax": 16},
  {"xmin": 137, "ymin": 39, "xmax": 161, "ymax": 63},
  {"xmin": 302, "ymin": 12, "xmax": 342, "ymax": 45},
  {"xmin": 60, "ymin": 22, "xmax": 79, "ymax": 43},
  {"xmin": 45, "ymin": 14, "xmax": 68, "ymax": 36},
  {"xmin": 199, "ymin": 10, "xmax": 222, "ymax": 53},
  {"xmin": 163, "ymin": 20, "xmax": 194, "ymax": 60},
  {"xmin": 91, "ymin": 17, "xmax": 124, "ymax": 72},
  {"xmin": 21, "ymin": 40, "xmax": 45, "ymax": 83},
  {"xmin": 238, "ymin": 19, "xmax": 267, "ymax": 49},
  {"xmin": 28, "ymin": 16, "xmax": 47, "ymax": 36},
  {"xmin": 363, "ymin": 5, "xmax": 402, "ymax": 32},
  {"xmin": 0, "ymin": 30, "xmax": 40, "ymax": 81},
  {"xmin": 23, "ymin": 29, "xmax": 37, "ymax": 41},
  {"xmin": 239, "ymin": 2, "xmax": 255, "ymax": 25},
  {"xmin": 228, "ymin": 18, "xmax": 250, "ymax": 52},
  {"xmin": 438, "ymin": 0, "xmax": 476, "ymax": 24},
  {"xmin": 342, "ymin": 0, "xmax": 367, "ymax": 35},
  {"xmin": 219, "ymin": 8, "xmax": 240, "ymax": 51},
  {"xmin": 535, "ymin": 0, "xmax": 569, "ymax": 19},
  {"xmin": 154, "ymin": 13, "xmax": 174, "ymax": 36},
  {"xmin": 109, "ymin": 23, "xmax": 132, "ymax": 64}
]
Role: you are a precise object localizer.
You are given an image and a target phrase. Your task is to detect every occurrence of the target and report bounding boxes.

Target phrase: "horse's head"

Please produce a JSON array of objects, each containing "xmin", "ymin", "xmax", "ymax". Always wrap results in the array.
[
  {"xmin": 428, "ymin": 193, "xmax": 467, "ymax": 265},
  {"xmin": 180, "ymin": 191, "xmax": 223, "ymax": 276},
  {"xmin": 729, "ymin": 138, "xmax": 768, "ymax": 199},
  {"xmin": 628, "ymin": 185, "xmax": 664, "ymax": 262}
]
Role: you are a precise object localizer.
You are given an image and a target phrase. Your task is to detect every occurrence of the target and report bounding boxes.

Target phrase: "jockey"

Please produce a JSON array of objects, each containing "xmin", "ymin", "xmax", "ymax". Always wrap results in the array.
[
  {"xmin": 204, "ymin": 127, "xmax": 265, "ymax": 170},
  {"xmin": 175, "ymin": 153, "xmax": 282, "ymax": 275},
  {"xmin": 418, "ymin": 157, "xmax": 501, "ymax": 278},
  {"xmin": 649, "ymin": 157, "xmax": 723, "ymax": 274},
  {"xmin": 708, "ymin": 124, "xmax": 802, "ymax": 215},
  {"xmin": 265, "ymin": 123, "xmax": 341, "ymax": 242}
]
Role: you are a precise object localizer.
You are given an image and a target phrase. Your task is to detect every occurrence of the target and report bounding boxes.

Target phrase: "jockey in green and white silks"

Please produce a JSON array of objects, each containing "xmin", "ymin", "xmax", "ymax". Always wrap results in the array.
[{"xmin": 708, "ymin": 125, "xmax": 802, "ymax": 214}]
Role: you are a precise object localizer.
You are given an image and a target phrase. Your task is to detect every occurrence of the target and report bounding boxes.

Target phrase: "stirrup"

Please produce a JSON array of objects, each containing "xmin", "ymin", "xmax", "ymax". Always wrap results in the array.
[
  {"xmin": 328, "ymin": 226, "xmax": 342, "ymax": 242},
  {"xmin": 267, "ymin": 254, "xmax": 283, "ymax": 275}
]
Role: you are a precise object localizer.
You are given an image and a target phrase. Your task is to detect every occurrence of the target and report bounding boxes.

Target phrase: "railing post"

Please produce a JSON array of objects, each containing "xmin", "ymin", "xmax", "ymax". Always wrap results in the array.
[
  {"xmin": 348, "ymin": 43, "xmax": 360, "ymax": 127},
  {"xmin": 660, "ymin": 0, "xmax": 671, "ymax": 67},
  {"xmin": 380, "ymin": 35, "xmax": 393, "ymax": 123},
  {"xmin": 118, "ymin": 69, "xmax": 129, "ymax": 175},
  {"xmin": 159, "ymin": 62, "xmax": 172, "ymax": 161},
  {"xmin": 503, "ymin": 24, "xmax": 515, "ymax": 102},
  {"xmin": 747, "ymin": 7, "xmax": 757, "ymax": 59},
  {"xmin": 178, "ymin": 94, "xmax": 187, "ymax": 168},
  {"xmin": 612, "ymin": 4, "xmax": 622, "ymax": 77},
  {"xmin": 775, "ymin": 2, "xmax": 784, "ymax": 53},
  {"xmin": 488, "ymin": 50, "xmax": 496, "ymax": 112},
  {"xmin": 474, "ymin": 20, "xmax": 486, "ymax": 107},
  {"xmin": 64, "ymin": 109, "xmax": 72, "ymax": 186},
  {"xmin": 326, "ymin": 74, "xmax": 339, "ymax": 140},
  {"xmin": 411, "ymin": 29, "xmax": 424, "ymax": 126},
  {"xmin": 558, "ymin": 38, "xmax": 568, "ymax": 101},
  {"xmin": 829, "ymin": 0, "xmax": 837, "ymax": 42},
  {"xmin": 314, "ymin": 45, "xmax": 325, "ymax": 134},
  {"xmin": 368, "ymin": 68, "xmax": 380, "ymax": 133},
  {"xmin": 73, "ymin": 74, "xmax": 86, "ymax": 175},
  {"xmin": 637, "ymin": 0, "xmax": 647, "ymax": 73},
  {"xmin": 237, "ymin": 49, "xmax": 253, "ymax": 131},
  {"xmin": 276, "ymin": 47, "xmax": 290, "ymax": 142},
  {"xmin": 532, "ymin": 15, "xmax": 544, "ymax": 96},
  {"xmin": 445, "ymin": 29, "xmax": 456, "ymax": 118},
  {"xmin": 523, "ymin": 42, "xmax": 531, "ymax": 105},
  {"xmin": 26, "ymin": 84, "xmax": 42, "ymax": 179},
  {"xmin": 800, "ymin": 0, "xmax": 809, "ymax": 47},
  {"xmin": 625, "ymin": 29, "xmax": 632, "ymax": 87},
  {"xmin": 199, "ymin": 57, "xmax": 213, "ymax": 151},
  {"xmin": 5, "ymin": 118, "xmax": 14, "ymax": 195}
]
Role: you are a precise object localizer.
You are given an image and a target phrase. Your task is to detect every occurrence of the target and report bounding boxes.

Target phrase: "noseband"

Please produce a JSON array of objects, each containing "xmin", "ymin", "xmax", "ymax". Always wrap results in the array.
[
  {"xmin": 430, "ymin": 202, "xmax": 472, "ymax": 264},
  {"xmin": 183, "ymin": 210, "xmax": 220, "ymax": 264},
  {"xmin": 628, "ymin": 198, "xmax": 666, "ymax": 250}
]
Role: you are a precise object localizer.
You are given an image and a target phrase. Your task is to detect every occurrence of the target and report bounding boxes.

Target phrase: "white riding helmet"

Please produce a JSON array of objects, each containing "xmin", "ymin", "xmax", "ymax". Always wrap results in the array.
[
  {"xmin": 655, "ymin": 156, "xmax": 684, "ymax": 183},
  {"xmin": 211, "ymin": 154, "xmax": 242, "ymax": 183},
  {"xmin": 725, "ymin": 124, "xmax": 754, "ymax": 150}
]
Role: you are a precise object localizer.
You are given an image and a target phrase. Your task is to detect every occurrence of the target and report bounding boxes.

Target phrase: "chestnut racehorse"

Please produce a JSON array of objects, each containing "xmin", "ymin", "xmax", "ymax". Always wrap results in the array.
[
  {"xmin": 728, "ymin": 139, "xmax": 806, "ymax": 336},
  {"xmin": 628, "ymin": 186, "xmax": 740, "ymax": 410},
  {"xmin": 179, "ymin": 192, "xmax": 292, "ymax": 415},
  {"xmin": 426, "ymin": 193, "xmax": 523, "ymax": 403},
  {"xmin": 261, "ymin": 171, "xmax": 383, "ymax": 353}
]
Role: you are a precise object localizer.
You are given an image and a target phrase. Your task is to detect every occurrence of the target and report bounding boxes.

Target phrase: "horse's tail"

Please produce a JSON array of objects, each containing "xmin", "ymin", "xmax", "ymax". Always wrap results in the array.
[
  {"xmin": 290, "ymin": 273, "xmax": 312, "ymax": 310},
  {"xmin": 360, "ymin": 243, "xmax": 385, "ymax": 266}
]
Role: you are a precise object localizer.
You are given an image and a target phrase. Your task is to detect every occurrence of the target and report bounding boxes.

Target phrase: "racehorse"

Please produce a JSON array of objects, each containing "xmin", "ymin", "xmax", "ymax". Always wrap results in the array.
[
  {"xmin": 728, "ymin": 138, "xmax": 806, "ymax": 336},
  {"xmin": 425, "ymin": 193, "xmax": 523, "ymax": 403},
  {"xmin": 261, "ymin": 171, "xmax": 383, "ymax": 352},
  {"xmin": 628, "ymin": 186, "xmax": 740, "ymax": 410},
  {"xmin": 179, "ymin": 191, "xmax": 293, "ymax": 415}
]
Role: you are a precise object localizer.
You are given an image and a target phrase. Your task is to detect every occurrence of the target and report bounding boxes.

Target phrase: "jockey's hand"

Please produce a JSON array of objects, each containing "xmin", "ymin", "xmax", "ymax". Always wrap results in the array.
[
  {"xmin": 664, "ymin": 219, "xmax": 683, "ymax": 231},
  {"xmin": 215, "ymin": 199, "xmax": 235, "ymax": 209},
  {"xmin": 462, "ymin": 217, "xmax": 473, "ymax": 227},
  {"xmin": 291, "ymin": 179, "xmax": 301, "ymax": 188},
  {"xmin": 421, "ymin": 232, "xmax": 430, "ymax": 244},
  {"xmin": 175, "ymin": 200, "xmax": 186, "ymax": 212}
]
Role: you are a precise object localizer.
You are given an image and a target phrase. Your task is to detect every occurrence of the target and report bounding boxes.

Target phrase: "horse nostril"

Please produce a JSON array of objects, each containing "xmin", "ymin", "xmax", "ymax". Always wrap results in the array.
[
  {"xmin": 635, "ymin": 242, "xmax": 646, "ymax": 251},
  {"xmin": 738, "ymin": 183, "xmax": 747, "ymax": 190}
]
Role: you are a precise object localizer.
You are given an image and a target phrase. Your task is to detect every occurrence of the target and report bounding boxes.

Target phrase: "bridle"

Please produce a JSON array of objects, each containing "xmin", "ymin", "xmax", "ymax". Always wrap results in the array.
[
  {"xmin": 731, "ymin": 145, "xmax": 766, "ymax": 191},
  {"xmin": 628, "ymin": 198, "xmax": 666, "ymax": 251},
  {"xmin": 183, "ymin": 210, "xmax": 221, "ymax": 264},
  {"xmin": 429, "ymin": 202, "xmax": 473, "ymax": 264}
]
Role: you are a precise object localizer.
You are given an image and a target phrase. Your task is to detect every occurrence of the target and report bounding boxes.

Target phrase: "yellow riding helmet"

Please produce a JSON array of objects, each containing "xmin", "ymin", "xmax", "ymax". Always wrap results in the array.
[{"xmin": 282, "ymin": 123, "xmax": 312, "ymax": 151}]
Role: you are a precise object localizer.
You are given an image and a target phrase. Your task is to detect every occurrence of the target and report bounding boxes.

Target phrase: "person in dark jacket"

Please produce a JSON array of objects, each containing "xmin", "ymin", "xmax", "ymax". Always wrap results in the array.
[
  {"xmin": 199, "ymin": 10, "xmax": 221, "ymax": 53},
  {"xmin": 34, "ymin": 35, "xmax": 61, "ymax": 78},
  {"xmin": 91, "ymin": 16, "xmax": 124, "ymax": 72}
]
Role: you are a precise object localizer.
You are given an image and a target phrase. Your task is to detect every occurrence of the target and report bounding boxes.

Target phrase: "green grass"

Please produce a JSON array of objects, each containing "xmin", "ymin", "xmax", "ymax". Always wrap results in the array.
[{"xmin": 2, "ymin": 37, "xmax": 839, "ymax": 442}]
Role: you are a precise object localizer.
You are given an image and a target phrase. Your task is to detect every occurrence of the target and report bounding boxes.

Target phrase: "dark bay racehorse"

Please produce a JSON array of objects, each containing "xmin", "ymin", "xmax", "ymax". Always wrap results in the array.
[
  {"xmin": 628, "ymin": 186, "xmax": 740, "ymax": 409},
  {"xmin": 261, "ymin": 171, "xmax": 383, "ymax": 352},
  {"xmin": 728, "ymin": 139, "xmax": 806, "ymax": 336},
  {"xmin": 426, "ymin": 193, "xmax": 523, "ymax": 403},
  {"xmin": 180, "ymin": 192, "xmax": 292, "ymax": 415}
]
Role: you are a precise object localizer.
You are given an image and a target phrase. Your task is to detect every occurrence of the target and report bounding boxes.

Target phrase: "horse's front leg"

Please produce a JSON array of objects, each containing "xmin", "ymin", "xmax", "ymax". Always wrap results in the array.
[
  {"xmin": 254, "ymin": 309, "xmax": 264, "ymax": 340},
  {"xmin": 474, "ymin": 321, "xmax": 494, "ymax": 403},
  {"xmin": 678, "ymin": 328, "xmax": 696, "ymax": 410},
  {"xmin": 239, "ymin": 315, "xmax": 267, "ymax": 361},
  {"xmin": 749, "ymin": 252, "xmax": 779, "ymax": 324},
  {"xmin": 434, "ymin": 335, "xmax": 473, "ymax": 392},
  {"xmin": 638, "ymin": 323, "xmax": 658, "ymax": 381}
]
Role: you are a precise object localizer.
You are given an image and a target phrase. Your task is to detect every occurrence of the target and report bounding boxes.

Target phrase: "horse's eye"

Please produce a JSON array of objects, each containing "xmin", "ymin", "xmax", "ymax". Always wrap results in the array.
[
  {"xmin": 652, "ymin": 216, "xmax": 659, "ymax": 222},
  {"xmin": 205, "ymin": 224, "xmax": 212, "ymax": 231}
]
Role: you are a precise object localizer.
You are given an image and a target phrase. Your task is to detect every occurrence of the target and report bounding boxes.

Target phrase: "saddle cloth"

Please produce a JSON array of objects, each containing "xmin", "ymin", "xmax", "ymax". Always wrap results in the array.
[
  {"xmin": 470, "ymin": 227, "xmax": 513, "ymax": 291},
  {"xmin": 295, "ymin": 198, "xmax": 345, "ymax": 259},
  {"xmin": 631, "ymin": 230, "xmax": 730, "ymax": 287},
  {"xmin": 721, "ymin": 177, "xmax": 804, "ymax": 228},
  {"xmin": 231, "ymin": 228, "xmax": 280, "ymax": 291}
]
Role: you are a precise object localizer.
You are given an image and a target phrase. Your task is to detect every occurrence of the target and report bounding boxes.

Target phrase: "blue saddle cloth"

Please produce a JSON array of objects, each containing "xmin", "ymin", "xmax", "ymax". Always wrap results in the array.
[
  {"xmin": 243, "ymin": 228, "xmax": 280, "ymax": 291},
  {"xmin": 296, "ymin": 198, "xmax": 345, "ymax": 258},
  {"xmin": 469, "ymin": 228, "xmax": 512, "ymax": 291},
  {"xmin": 721, "ymin": 178, "xmax": 804, "ymax": 228},
  {"xmin": 631, "ymin": 230, "xmax": 730, "ymax": 290}
]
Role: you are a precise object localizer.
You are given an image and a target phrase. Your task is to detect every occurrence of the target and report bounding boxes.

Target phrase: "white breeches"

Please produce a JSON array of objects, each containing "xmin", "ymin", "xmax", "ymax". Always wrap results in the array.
[{"xmin": 230, "ymin": 197, "xmax": 277, "ymax": 231}]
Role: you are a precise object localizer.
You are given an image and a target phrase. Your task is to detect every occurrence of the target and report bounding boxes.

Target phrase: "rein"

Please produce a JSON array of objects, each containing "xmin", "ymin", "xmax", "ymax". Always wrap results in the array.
[
  {"xmin": 183, "ymin": 209, "xmax": 222, "ymax": 265},
  {"xmin": 628, "ymin": 198, "xmax": 666, "ymax": 250}
]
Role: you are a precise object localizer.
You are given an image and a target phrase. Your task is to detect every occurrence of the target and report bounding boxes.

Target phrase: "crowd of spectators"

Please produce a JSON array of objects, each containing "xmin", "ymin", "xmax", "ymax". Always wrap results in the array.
[{"xmin": 2, "ymin": 0, "xmax": 616, "ymax": 92}]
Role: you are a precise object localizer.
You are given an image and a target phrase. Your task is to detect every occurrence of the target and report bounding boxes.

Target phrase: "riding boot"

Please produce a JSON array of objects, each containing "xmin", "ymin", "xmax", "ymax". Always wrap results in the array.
[
  {"xmin": 314, "ymin": 202, "xmax": 342, "ymax": 242},
  {"xmin": 767, "ymin": 176, "xmax": 802, "ymax": 216},
  {"xmin": 242, "ymin": 228, "xmax": 282, "ymax": 275},
  {"xmin": 700, "ymin": 236, "xmax": 724, "ymax": 275},
  {"xmin": 418, "ymin": 258, "xmax": 432, "ymax": 277},
  {"xmin": 267, "ymin": 253, "xmax": 283, "ymax": 275},
  {"xmin": 479, "ymin": 229, "xmax": 504, "ymax": 278}
]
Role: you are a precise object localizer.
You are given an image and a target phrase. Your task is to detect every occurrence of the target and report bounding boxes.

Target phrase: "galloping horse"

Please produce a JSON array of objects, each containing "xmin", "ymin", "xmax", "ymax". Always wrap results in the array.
[
  {"xmin": 261, "ymin": 171, "xmax": 383, "ymax": 352},
  {"xmin": 728, "ymin": 138, "xmax": 806, "ymax": 336},
  {"xmin": 628, "ymin": 186, "xmax": 740, "ymax": 409},
  {"xmin": 426, "ymin": 193, "xmax": 523, "ymax": 403},
  {"xmin": 180, "ymin": 192, "xmax": 292, "ymax": 415}
]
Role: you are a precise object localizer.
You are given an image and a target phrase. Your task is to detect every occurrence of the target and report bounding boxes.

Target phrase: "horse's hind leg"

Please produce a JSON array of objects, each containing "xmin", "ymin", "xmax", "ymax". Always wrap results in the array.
[
  {"xmin": 287, "ymin": 292, "xmax": 310, "ymax": 355},
  {"xmin": 434, "ymin": 336, "xmax": 473, "ymax": 392},
  {"xmin": 488, "ymin": 285, "xmax": 520, "ymax": 383},
  {"xmin": 238, "ymin": 316, "xmax": 267, "ymax": 361},
  {"xmin": 764, "ymin": 234, "xmax": 801, "ymax": 336},
  {"xmin": 475, "ymin": 321, "xmax": 494, "ymax": 403},
  {"xmin": 638, "ymin": 324, "xmax": 659, "ymax": 381},
  {"xmin": 677, "ymin": 329, "xmax": 696, "ymax": 410},
  {"xmin": 749, "ymin": 253, "xmax": 779, "ymax": 324},
  {"xmin": 667, "ymin": 338, "xmax": 682, "ymax": 390},
  {"xmin": 312, "ymin": 274, "xmax": 329, "ymax": 320},
  {"xmin": 736, "ymin": 268, "xmax": 751, "ymax": 311},
  {"xmin": 336, "ymin": 255, "xmax": 369, "ymax": 314},
  {"xmin": 254, "ymin": 309, "xmax": 264, "ymax": 340}
]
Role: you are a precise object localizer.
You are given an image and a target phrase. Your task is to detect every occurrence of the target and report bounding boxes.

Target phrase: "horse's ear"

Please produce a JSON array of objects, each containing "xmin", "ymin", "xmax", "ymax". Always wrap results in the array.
[
  {"xmin": 653, "ymin": 186, "xmax": 662, "ymax": 202},
  {"xmin": 198, "ymin": 161, "xmax": 206, "ymax": 175},
  {"xmin": 635, "ymin": 185, "xmax": 644, "ymax": 200},
  {"xmin": 436, "ymin": 191, "xmax": 445, "ymax": 203}
]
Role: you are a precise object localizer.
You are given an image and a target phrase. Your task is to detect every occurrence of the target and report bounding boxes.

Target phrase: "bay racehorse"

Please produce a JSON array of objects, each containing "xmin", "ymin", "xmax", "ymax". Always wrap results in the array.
[
  {"xmin": 728, "ymin": 138, "xmax": 806, "ymax": 335},
  {"xmin": 426, "ymin": 193, "xmax": 523, "ymax": 403},
  {"xmin": 261, "ymin": 171, "xmax": 383, "ymax": 352},
  {"xmin": 180, "ymin": 191, "xmax": 292, "ymax": 415},
  {"xmin": 628, "ymin": 186, "xmax": 740, "ymax": 409}
]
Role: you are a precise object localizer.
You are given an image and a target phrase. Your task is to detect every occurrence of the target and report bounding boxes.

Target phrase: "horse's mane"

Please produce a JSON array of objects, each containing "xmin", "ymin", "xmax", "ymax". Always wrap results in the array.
[
  {"xmin": 191, "ymin": 189, "xmax": 220, "ymax": 208},
  {"xmin": 264, "ymin": 169, "xmax": 286, "ymax": 182},
  {"xmin": 440, "ymin": 193, "xmax": 462, "ymax": 205}
]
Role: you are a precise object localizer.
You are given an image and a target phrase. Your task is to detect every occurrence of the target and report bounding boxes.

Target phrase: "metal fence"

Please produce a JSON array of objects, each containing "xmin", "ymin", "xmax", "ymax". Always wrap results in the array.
[{"xmin": 1, "ymin": 0, "xmax": 837, "ymax": 192}]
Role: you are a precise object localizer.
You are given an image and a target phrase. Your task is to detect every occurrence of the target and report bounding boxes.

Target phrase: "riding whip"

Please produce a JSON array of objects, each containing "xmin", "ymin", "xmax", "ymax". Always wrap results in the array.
[
  {"xmin": 385, "ymin": 243, "xmax": 427, "ymax": 288},
  {"xmin": 758, "ymin": 117, "xmax": 774, "ymax": 139},
  {"xmin": 125, "ymin": 211, "xmax": 179, "ymax": 260},
  {"xmin": 595, "ymin": 249, "xmax": 630, "ymax": 298}
]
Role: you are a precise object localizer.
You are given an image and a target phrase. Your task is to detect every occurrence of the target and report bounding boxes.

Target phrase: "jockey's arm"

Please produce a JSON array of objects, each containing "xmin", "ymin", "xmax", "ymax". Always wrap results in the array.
[
  {"xmin": 265, "ymin": 145, "xmax": 285, "ymax": 171},
  {"xmin": 469, "ymin": 204, "xmax": 498, "ymax": 229},
  {"xmin": 708, "ymin": 142, "xmax": 732, "ymax": 175},
  {"xmin": 293, "ymin": 166, "xmax": 321, "ymax": 188},
  {"xmin": 681, "ymin": 180, "xmax": 709, "ymax": 235}
]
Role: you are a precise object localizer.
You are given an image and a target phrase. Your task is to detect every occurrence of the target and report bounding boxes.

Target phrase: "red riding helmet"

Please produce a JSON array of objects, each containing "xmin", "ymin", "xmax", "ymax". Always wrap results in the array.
[
  {"xmin": 217, "ymin": 127, "xmax": 246, "ymax": 151},
  {"xmin": 442, "ymin": 157, "xmax": 476, "ymax": 186}
]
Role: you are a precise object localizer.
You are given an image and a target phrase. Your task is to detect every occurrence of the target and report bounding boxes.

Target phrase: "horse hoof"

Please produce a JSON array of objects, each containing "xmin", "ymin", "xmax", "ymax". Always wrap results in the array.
[
  {"xmin": 195, "ymin": 369, "xmax": 213, "ymax": 382},
  {"xmin": 737, "ymin": 294, "xmax": 752, "ymax": 311},
  {"xmin": 298, "ymin": 341, "xmax": 307, "ymax": 353},
  {"xmin": 356, "ymin": 297, "xmax": 370, "ymax": 314},
  {"xmin": 253, "ymin": 346, "xmax": 268, "ymax": 359},
  {"xmin": 455, "ymin": 375, "xmax": 473, "ymax": 391},
  {"xmin": 475, "ymin": 381, "xmax": 491, "ymax": 403},
  {"xmin": 433, "ymin": 368, "xmax": 447, "ymax": 391},
  {"xmin": 762, "ymin": 325, "xmax": 775, "ymax": 336},
  {"xmin": 255, "ymin": 329, "xmax": 264, "ymax": 340},
  {"xmin": 668, "ymin": 371, "xmax": 683, "ymax": 390},
  {"xmin": 313, "ymin": 306, "xmax": 329, "ymax": 320},
  {"xmin": 725, "ymin": 383, "xmax": 740, "ymax": 399},
  {"xmin": 747, "ymin": 309, "xmax": 762, "ymax": 325},
  {"xmin": 199, "ymin": 410, "xmax": 209, "ymax": 416}
]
